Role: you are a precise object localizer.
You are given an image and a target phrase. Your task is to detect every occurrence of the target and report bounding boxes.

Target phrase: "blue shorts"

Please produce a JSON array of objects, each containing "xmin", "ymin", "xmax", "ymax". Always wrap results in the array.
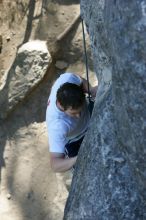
[{"xmin": 65, "ymin": 136, "xmax": 84, "ymax": 157}]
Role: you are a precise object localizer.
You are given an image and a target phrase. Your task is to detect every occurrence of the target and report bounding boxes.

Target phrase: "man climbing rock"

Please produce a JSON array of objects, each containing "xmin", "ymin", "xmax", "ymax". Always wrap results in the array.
[{"xmin": 46, "ymin": 73, "xmax": 97, "ymax": 172}]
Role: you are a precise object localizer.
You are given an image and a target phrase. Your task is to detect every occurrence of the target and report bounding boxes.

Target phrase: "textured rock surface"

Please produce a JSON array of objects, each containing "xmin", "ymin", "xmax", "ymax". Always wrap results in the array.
[
  {"xmin": 0, "ymin": 40, "xmax": 51, "ymax": 119},
  {"xmin": 64, "ymin": 0, "xmax": 146, "ymax": 219}
]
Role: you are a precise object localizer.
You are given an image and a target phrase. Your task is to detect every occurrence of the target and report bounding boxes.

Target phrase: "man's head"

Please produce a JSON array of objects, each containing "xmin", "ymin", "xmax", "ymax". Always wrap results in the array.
[{"xmin": 56, "ymin": 82, "xmax": 85, "ymax": 117}]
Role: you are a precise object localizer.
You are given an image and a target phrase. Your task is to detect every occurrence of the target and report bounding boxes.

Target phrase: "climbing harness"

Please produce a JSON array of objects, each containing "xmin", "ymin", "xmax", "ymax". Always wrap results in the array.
[{"xmin": 81, "ymin": 18, "xmax": 91, "ymax": 103}]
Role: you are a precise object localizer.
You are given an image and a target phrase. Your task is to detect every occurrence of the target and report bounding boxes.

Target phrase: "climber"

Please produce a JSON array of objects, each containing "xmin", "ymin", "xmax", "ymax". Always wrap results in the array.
[{"xmin": 46, "ymin": 72, "xmax": 97, "ymax": 172}]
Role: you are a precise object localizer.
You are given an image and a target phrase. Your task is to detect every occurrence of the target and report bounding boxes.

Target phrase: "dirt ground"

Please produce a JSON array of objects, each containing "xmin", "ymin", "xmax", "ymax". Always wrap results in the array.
[{"xmin": 0, "ymin": 1, "xmax": 97, "ymax": 219}]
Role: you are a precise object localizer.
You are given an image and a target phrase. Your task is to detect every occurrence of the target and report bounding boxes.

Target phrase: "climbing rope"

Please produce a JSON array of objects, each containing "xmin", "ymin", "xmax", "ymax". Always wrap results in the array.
[{"xmin": 81, "ymin": 18, "xmax": 91, "ymax": 102}]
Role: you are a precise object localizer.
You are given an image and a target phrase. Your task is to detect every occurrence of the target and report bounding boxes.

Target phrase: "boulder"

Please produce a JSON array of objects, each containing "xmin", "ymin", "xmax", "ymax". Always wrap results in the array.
[
  {"xmin": 55, "ymin": 60, "xmax": 68, "ymax": 70},
  {"xmin": 0, "ymin": 40, "xmax": 52, "ymax": 119},
  {"xmin": 64, "ymin": 0, "xmax": 146, "ymax": 219}
]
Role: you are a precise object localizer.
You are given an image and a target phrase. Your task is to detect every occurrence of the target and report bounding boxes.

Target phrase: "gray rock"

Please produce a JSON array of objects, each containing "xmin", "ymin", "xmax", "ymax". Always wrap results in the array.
[
  {"xmin": 0, "ymin": 40, "xmax": 52, "ymax": 119},
  {"xmin": 55, "ymin": 60, "xmax": 68, "ymax": 69},
  {"xmin": 6, "ymin": 193, "xmax": 11, "ymax": 200},
  {"xmin": 6, "ymin": 36, "xmax": 11, "ymax": 42},
  {"xmin": 64, "ymin": 0, "xmax": 146, "ymax": 219}
]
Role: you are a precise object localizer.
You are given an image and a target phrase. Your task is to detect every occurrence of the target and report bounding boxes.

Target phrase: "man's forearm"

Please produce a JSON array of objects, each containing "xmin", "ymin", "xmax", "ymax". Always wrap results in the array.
[{"xmin": 51, "ymin": 156, "xmax": 77, "ymax": 172}]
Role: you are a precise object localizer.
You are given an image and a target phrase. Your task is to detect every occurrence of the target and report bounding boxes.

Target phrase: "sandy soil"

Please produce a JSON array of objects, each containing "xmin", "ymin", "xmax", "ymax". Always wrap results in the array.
[{"xmin": 0, "ymin": 1, "xmax": 97, "ymax": 219}]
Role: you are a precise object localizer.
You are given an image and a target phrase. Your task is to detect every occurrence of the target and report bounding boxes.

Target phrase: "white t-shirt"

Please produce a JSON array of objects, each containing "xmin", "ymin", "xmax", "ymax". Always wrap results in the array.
[{"xmin": 46, "ymin": 73, "xmax": 90, "ymax": 153}]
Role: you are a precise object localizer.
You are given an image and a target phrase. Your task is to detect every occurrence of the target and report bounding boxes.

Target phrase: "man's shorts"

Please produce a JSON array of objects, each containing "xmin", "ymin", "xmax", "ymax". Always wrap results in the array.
[{"xmin": 65, "ymin": 136, "xmax": 84, "ymax": 158}]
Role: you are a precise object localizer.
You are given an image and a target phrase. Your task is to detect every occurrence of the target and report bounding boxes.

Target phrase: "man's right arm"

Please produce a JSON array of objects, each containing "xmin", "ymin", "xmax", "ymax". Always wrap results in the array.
[{"xmin": 50, "ymin": 152, "xmax": 77, "ymax": 172}]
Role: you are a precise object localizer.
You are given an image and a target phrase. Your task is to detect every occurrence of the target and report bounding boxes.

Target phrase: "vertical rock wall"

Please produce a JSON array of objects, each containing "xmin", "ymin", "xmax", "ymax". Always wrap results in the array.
[{"xmin": 64, "ymin": 0, "xmax": 146, "ymax": 219}]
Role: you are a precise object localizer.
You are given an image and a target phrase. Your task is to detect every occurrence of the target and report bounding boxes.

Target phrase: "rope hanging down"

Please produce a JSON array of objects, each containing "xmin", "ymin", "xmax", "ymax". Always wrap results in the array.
[{"xmin": 81, "ymin": 18, "xmax": 91, "ymax": 102}]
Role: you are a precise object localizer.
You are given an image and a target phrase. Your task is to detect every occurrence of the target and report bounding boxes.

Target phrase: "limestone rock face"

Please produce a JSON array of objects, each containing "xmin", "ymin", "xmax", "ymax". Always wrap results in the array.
[
  {"xmin": 0, "ymin": 40, "xmax": 51, "ymax": 119},
  {"xmin": 64, "ymin": 0, "xmax": 146, "ymax": 219}
]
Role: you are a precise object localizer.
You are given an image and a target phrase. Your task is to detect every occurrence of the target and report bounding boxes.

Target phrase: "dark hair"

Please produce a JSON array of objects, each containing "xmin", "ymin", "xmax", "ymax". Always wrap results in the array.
[{"xmin": 57, "ymin": 82, "xmax": 85, "ymax": 110}]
